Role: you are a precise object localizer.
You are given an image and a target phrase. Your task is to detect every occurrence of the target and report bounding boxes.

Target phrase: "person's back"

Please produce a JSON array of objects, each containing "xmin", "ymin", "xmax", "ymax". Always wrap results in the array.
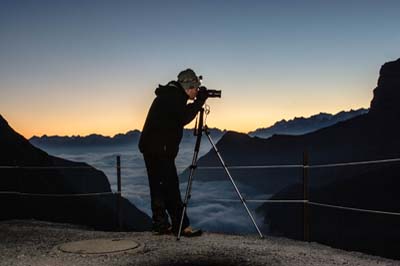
[{"xmin": 139, "ymin": 80, "xmax": 194, "ymax": 157}]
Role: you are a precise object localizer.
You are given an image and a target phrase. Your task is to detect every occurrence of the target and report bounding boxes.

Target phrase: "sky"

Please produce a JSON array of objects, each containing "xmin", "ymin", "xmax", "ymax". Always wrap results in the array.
[{"xmin": 1, "ymin": 0, "xmax": 399, "ymax": 138}]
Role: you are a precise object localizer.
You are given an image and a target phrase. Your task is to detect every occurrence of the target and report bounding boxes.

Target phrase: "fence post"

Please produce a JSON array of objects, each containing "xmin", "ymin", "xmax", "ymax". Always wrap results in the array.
[
  {"xmin": 116, "ymin": 155, "xmax": 123, "ymax": 230},
  {"xmin": 303, "ymin": 151, "xmax": 310, "ymax": 242},
  {"xmin": 15, "ymin": 160, "xmax": 22, "ymax": 218}
]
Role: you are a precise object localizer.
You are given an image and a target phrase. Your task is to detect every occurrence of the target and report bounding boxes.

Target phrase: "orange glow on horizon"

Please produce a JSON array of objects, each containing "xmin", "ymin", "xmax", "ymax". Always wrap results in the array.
[
  {"xmin": 8, "ymin": 101, "xmax": 369, "ymax": 140},
  {"xmin": 3, "ymin": 81, "xmax": 372, "ymax": 139}
]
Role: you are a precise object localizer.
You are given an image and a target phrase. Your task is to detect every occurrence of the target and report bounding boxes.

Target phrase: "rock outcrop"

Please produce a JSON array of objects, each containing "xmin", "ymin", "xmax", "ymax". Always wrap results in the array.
[
  {"xmin": 0, "ymin": 115, "xmax": 151, "ymax": 231},
  {"xmin": 370, "ymin": 58, "xmax": 400, "ymax": 117},
  {"xmin": 191, "ymin": 58, "xmax": 400, "ymax": 259}
]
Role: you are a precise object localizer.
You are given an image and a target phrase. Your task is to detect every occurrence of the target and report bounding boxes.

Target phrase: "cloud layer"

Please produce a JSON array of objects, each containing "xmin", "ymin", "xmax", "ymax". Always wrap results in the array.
[{"xmin": 48, "ymin": 145, "xmax": 269, "ymax": 235}]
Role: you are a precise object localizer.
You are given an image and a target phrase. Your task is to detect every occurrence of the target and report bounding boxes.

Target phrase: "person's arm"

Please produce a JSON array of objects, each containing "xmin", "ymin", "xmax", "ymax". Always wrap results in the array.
[{"xmin": 182, "ymin": 98, "xmax": 206, "ymax": 125}]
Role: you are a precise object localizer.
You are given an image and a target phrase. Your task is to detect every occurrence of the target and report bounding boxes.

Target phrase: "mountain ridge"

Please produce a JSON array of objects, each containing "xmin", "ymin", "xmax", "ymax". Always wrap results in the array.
[
  {"xmin": 248, "ymin": 108, "xmax": 368, "ymax": 138},
  {"xmin": 29, "ymin": 128, "xmax": 226, "ymax": 148},
  {"xmin": 29, "ymin": 107, "xmax": 369, "ymax": 149}
]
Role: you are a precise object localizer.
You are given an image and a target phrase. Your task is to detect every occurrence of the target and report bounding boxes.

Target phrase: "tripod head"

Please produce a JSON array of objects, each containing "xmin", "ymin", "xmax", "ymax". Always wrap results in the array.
[{"xmin": 193, "ymin": 105, "xmax": 211, "ymax": 137}]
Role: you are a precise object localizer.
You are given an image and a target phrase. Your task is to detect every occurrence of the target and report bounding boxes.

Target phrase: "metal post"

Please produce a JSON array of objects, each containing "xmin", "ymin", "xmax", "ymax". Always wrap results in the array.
[
  {"xmin": 15, "ymin": 160, "xmax": 22, "ymax": 218},
  {"xmin": 116, "ymin": 155, "xmax": 123, "ymax": 230},
  {"xmin": 303, "ymin": 151, "xmax": 310, "ymax": 242}
]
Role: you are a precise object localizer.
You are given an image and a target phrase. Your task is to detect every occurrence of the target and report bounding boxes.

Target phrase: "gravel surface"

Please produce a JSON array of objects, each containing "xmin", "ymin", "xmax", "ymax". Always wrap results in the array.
[{"xmin": 0, "ymin": 220, "xmax": 398, "ymax": 266}]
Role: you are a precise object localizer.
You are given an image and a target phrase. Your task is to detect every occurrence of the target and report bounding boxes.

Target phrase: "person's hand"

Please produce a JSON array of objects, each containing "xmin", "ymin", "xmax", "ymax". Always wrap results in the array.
[{"xmin": 196, "ymin": 86, "xmax": 209, "ymax": 101}]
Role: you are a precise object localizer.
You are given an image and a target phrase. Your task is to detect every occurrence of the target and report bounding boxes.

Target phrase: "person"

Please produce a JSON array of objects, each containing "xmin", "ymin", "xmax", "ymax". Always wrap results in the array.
[{"xmin": 139, "ymin": 69, "xmax": 208, "ymax": 237}]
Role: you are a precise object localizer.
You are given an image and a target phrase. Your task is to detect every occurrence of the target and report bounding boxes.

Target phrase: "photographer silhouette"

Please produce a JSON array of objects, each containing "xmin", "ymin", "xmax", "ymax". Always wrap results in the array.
[{"xmin": 139, "ymin": 69, "xmax": 206, "ymax": 237}]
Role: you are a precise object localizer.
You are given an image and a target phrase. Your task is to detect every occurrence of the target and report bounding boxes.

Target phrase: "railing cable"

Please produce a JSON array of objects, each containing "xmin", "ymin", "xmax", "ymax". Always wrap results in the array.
[
  {"xmin": 0, "ymin": 191, "xmax": 114, "ymax": 197},
  {"xmin": 308, "ymin": 201, "xmax": 400, "ymax": 216}
]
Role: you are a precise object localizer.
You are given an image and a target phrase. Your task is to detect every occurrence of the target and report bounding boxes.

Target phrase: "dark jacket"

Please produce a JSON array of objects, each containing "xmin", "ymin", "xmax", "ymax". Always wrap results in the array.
[{"xmin": 138, "ymin": 81, "xmax": 205, "ymax": 157}]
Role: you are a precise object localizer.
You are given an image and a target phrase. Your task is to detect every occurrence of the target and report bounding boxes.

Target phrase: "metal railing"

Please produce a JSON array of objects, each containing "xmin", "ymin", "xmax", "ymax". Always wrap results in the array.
[
  {"xmin": 1, "ymin": 154, "xmax": 400, "ymax": 239},
  {"xmin": 0, "ymin": 155, "xmax": 124, "ymax": 229}
]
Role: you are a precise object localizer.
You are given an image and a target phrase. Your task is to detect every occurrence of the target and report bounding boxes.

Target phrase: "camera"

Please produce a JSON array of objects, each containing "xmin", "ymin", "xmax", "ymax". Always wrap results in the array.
[
  {"xmin": 197, "ymin": 76, "xmax": 221, "ymax": 98},
  {"xmin": 199, "ymin": 86, "xmax": 222, "ymax": 98}
]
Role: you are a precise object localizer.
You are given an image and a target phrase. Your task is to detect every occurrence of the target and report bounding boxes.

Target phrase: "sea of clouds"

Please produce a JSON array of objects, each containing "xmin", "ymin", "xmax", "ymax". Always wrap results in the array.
[{"xmin": 44, "ymin": 142, "xmax": 271, "ymax": 235}]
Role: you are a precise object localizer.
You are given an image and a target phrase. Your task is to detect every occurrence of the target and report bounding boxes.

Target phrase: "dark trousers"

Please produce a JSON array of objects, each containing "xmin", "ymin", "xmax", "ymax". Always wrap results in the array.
[{"xmin": 143, "ymin": 153, "xmax": 189, "ymax": 232}]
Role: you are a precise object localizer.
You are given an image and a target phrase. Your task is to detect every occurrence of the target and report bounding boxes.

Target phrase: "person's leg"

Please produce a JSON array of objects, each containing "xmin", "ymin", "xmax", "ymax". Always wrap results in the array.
[
  {"xmin": 161, "ymin": 156, "xmax": 190, "ymax": 233},
  {"xmin": 143, "ymin": 154, "xmax": 171, "ymax": 233}
]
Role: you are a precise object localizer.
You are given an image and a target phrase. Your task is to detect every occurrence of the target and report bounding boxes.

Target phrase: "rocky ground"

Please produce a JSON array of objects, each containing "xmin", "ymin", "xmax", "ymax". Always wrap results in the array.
[{"xmin": 0, "ymin": 220, "xmax": 398, "ymax": 266}]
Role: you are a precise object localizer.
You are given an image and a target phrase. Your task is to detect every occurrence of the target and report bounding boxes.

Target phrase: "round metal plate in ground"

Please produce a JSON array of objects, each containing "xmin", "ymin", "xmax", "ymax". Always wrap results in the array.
[{"xmin": 58, "ymin": 238, "xmax": 140, "ymax": 254}]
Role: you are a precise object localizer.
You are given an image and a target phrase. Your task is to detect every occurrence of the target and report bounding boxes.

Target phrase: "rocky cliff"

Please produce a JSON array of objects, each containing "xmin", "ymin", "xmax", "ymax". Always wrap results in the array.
[
  {"xmin": 0, "ymin": 115, "xmax": 151, "ymax": 231},
  {"xmin": 370, "ymin": 58, "xmax": 400, "ymax": 117},
  {"xmin": 191, "ymin": 58, "xmax": 400, "ymax": 259}
]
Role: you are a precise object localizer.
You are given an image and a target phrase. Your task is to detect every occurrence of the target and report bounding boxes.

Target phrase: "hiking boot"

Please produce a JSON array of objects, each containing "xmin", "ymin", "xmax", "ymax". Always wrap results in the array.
[
  {"xmin": 152, "ymin": 224, "xmax": 173, "ymax": 235},
  {"xmin": 178, "ymin": 226, "xmax": 203, "ymax": 237},
  {"xmin": 152, "ymin": 227, "xmax": 172, "ymax": 235}
]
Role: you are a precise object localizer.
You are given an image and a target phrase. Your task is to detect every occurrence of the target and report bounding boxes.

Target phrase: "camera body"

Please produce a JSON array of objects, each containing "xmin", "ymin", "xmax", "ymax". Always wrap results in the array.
[
  {"xmin": 198, "ymin": 86, "xmax": 222, "ymax": 98},
  {"xmin": 197, "ymin": 75, "xmax": 221, "ymax": 98}
]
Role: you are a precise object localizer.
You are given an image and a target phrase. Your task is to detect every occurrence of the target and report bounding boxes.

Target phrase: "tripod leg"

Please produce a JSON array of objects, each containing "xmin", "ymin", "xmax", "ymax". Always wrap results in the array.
[
  {"xmin": 177, "ymin": 150, "xmax": 199, "ymax": 240},
  {"xmin": 177, "ymin": 108, "xmax": 204, "ymax": 240},
  {"xmin": 205, "ymin": 132, "xmax": 264, "ymax": 239}
]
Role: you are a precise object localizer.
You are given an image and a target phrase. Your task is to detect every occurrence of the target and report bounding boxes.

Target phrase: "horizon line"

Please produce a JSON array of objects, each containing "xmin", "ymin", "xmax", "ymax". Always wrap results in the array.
[{"xmin": 24, "ymin": 107, "xmax": 369, "ymax": 139}]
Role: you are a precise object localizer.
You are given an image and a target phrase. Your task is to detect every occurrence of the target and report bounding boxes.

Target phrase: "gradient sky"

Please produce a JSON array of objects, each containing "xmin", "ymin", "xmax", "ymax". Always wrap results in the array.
[{"xmin": 1, "ymin": 0, "xmax": 399, "ymax": 138}]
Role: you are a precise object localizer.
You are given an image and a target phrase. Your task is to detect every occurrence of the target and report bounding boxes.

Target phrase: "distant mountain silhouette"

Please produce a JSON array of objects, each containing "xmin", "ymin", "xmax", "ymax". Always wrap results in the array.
[
  {"xmin": 29, "ymin": 130, "xmax": 141, "ymax": 148},
  {"xmin": 248, "ymin": 108, "xmax": 368, "ymax": 138},
  {"xmin": 29, "ymin": 128, "xmax": 226, "ymax": 149},
  {"xmin": 0, "ymin": 115, "xmax": 151, "ymax": 231},
  {"xmin": 191, "ymin": 58, "xmax": 400, "ymax": 259}
]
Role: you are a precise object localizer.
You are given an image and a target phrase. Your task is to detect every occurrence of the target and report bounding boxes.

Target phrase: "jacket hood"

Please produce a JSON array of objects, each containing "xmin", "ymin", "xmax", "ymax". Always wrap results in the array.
[{"xmin": 155, "ymin": 81, "xmax": 187, "ymax": 98}]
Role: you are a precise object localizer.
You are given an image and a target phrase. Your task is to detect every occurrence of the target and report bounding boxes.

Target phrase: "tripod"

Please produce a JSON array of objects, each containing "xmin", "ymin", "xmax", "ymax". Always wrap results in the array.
[{"xmin": 177, "ymin": 107, "xmax": 264, "ymax": 240}]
